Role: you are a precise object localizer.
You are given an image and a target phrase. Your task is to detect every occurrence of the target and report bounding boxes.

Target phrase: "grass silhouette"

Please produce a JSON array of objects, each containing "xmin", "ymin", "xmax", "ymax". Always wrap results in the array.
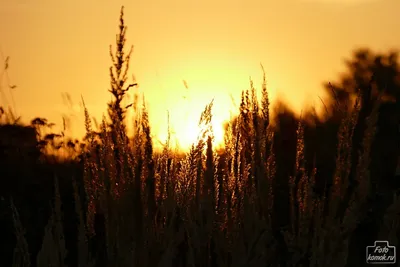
[{"xmin": 0, "ymin": 6, "xmax": 399, "ymax": 267}]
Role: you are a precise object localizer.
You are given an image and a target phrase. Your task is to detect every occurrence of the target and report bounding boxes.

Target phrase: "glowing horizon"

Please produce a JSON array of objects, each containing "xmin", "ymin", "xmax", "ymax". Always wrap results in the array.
[{"xmin": 1, "ymin": 0, "xmax": 399, "ymax": 151}]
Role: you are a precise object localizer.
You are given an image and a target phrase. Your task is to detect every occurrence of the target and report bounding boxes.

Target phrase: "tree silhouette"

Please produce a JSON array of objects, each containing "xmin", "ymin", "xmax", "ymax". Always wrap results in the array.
[
  {"xmin": 324, "ymin": 48, "xmax": 400, "ymax": 187},
  {"xmin": 324, "ymin": 48, "xmax": 400, "ymax": 267},
  {"xmin": 326, "ymin": 48, "xmax": 400, "ymax": 106}
]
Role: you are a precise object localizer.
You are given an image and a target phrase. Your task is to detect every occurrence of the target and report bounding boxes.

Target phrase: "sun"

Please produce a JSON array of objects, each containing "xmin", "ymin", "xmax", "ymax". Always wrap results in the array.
[
  {"xmin": 151, "ymin": 78, "xmax": 234, "ymax": 152},
  {"xmin": 154, "ymin": 105, "xmax": 226, "ymax": 152},
  {"xmin": 171, "ymin": 118, "xmax": 225, "ymax": 151}
]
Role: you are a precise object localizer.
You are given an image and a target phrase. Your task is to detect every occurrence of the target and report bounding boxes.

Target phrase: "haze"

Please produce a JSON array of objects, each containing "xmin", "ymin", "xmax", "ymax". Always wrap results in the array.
[{"xmin": 0, "ymin": 0, "xmax": 399, "ymax": 150}]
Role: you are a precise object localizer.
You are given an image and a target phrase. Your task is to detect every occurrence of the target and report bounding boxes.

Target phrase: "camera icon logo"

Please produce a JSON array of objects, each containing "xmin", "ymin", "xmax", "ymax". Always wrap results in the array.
[{"xmin": 366, "ymin": 240, "xmax": 396, "ymax": 264}]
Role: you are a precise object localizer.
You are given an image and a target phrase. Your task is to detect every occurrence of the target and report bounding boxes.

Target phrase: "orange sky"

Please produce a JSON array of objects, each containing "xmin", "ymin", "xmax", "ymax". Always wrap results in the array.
[{"xmin": 0, "ymin": 0, "xmax": 399, "ymax": 150}]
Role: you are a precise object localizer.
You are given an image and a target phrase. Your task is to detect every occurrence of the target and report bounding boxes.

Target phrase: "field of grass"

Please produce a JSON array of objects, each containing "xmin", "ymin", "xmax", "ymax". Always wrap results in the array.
[{"xmin": 1, "ymin": 6, "xmax": 400, "ymax": 267}]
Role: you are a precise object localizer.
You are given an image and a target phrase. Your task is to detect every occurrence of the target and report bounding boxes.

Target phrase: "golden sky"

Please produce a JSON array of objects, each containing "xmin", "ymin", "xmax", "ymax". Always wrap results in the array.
[{"xmin": 0, "ymin": 0, "xmax": 399, "ymax": 150}]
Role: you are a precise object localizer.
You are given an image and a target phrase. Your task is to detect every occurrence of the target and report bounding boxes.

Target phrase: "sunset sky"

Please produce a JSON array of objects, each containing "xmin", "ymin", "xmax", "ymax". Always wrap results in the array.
[{"xmin": 0, "ymin": 0, "xmax": 399, "ymax": 150}]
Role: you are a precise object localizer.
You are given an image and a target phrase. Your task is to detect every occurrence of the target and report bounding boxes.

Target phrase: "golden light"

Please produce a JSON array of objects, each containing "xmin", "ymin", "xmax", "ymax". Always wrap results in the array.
[
  {"xmin": 151, "ymin": 78, "xmax": 232, "ymax": 152},
  {"xmin": 154, "ymin": 100, "xmax": 227, "ymax": 152},
  {"xmin": 171, "ymin": 118, "xmax": 225, "ymax": 151}
]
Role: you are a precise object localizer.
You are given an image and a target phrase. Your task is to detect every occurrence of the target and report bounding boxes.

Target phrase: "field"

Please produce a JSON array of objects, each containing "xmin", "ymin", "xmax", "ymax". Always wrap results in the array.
[{"xmin": 1, "ymin": 6, "xmax": 400, "ymax": 267}]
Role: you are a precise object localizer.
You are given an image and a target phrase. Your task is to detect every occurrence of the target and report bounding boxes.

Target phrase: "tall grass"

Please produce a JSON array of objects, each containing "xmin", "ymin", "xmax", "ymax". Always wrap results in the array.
[{"xmin": 8, "ymin": 6, "xmax": 400, "ymax": 267}]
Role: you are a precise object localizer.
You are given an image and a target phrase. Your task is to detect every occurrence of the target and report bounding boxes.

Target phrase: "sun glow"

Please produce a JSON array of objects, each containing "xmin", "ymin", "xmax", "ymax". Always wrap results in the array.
[
  {"xmin": 176, "ymin": 118, "xmax": 225, "ymax": 150},
  {"xmin": 152, "ymin": 85, "xmax": 230, "ymax": 152},
  {"xmin": 155, "ymin": 108, "xmax": 226, "ymax": 152}
]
